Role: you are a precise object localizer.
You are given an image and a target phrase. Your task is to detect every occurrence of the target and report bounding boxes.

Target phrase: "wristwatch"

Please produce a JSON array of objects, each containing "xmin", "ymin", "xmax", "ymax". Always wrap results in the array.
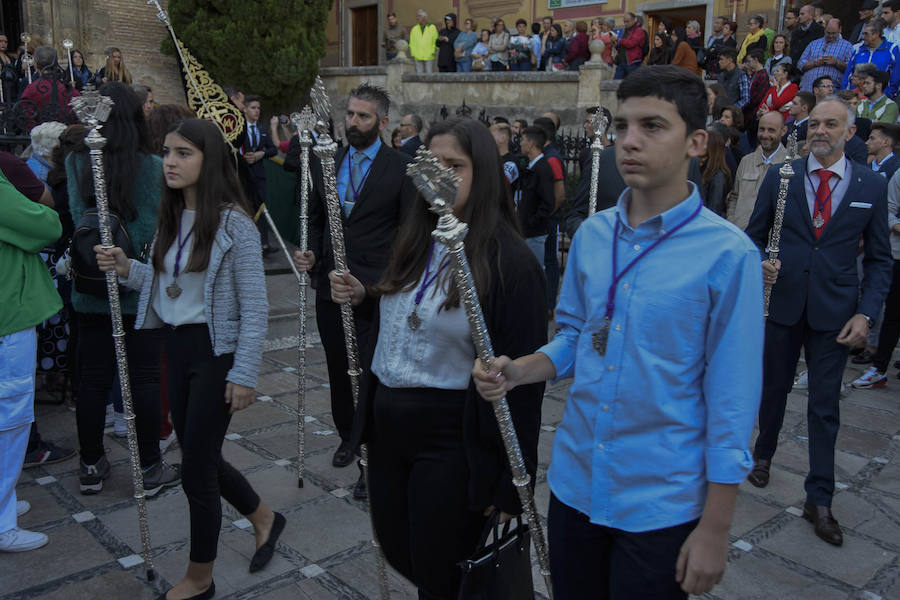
[{"xmin": 861, "ymin": 314, "xmax": 874, "ymax": 328}]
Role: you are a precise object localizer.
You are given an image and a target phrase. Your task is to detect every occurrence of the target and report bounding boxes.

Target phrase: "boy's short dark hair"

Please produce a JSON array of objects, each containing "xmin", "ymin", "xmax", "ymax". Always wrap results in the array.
[
  {"xmin": 522, "ymin": 125, "xmax": 547, "ymax": 149},
  {"xmin": 516, "ymin": 18, "xmax": 527, "ymax": 26},
  {"xmin": 719, "ymin": 47, "xmax": 738, "ymax": 63},
  {"xmin": 244, "ymin": 94, "xmax": 261, "ymax": 105},
  {"xmin": 794, "ymin": 91, "xmax": 816, "ymax": 112},
  {"xmin": 813, "ymin": 75, "xmax": 834, "ymax": 89},
  {"xmin": 533, "ymin": 117, "xmax": 556, "ymax": 141},
  {"xmin": 871, "ymin": 121, "xmax": 900, "ymax": 146},
  {"xmin": 616, "ymin": 65, "xmax": 707, "ymax": 133},
  {"xmin": 745, "ymin": 49, "xmax": 765, "ymax": 64},
  {"xmin": 871, "ymin": 69, "xmax": 890, "ymax": 91}
]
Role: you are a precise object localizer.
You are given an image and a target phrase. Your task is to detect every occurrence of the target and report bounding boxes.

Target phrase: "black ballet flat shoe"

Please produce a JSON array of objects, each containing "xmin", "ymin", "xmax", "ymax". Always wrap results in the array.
[
  {"xmin": 249, "ymin": 512, "xmax": 286, "ymax": 573},
  {"xmin": 157, "ymin": 580, "xmax": 215, "ymax": 600}
]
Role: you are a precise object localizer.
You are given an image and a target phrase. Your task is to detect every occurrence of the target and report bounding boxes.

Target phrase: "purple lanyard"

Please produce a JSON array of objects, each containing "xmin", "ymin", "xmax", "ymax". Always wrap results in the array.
[
  {"xmin": 173, "ymin": 216, "xmax": 194, "ymax": 278},
  {"xmin": 415, "ymin": 241, "xmax": 451, "ymax": 307},
  {"xmin": 346, "ymin": 151, "xmax": 375, "ymax": 203},
  {"xmin": 806, "ymin": 171, "xmax": 836, "ymax": 217},
  {"xmin": 604, "ymin": 202, "xmax": 702, "ymax": 320}
]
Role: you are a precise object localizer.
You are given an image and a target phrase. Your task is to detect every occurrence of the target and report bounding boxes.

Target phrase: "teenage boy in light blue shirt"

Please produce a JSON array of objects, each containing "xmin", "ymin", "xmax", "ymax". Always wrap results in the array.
[{"xmin": 473, "ymin": 65, "xmax": 764, "ymax": 599}]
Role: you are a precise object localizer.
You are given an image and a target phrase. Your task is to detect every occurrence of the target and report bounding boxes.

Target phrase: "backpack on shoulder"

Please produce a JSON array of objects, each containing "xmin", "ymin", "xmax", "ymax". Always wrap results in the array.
[{"xmin": 69, "ymin": 208, "xmax": 137, "ymax": 296}]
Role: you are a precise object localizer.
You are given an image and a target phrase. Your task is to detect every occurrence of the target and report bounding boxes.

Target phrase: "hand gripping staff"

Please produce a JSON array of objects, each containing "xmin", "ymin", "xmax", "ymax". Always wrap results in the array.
[
  {"xmin": 588, "ymin": 107, "xmax": 611, "ymax": 216},
  {"xmin": 406, "ymin": 147, "xmax": 554, "ymax": 598},
  {"xmin": 290, "ymin": 106, "xmax": 316, "ymax": 488},
  {"xmin": 763, "ymin": 131, "xmax": 798, "ymax": 316},
  {"xmin": 70, "ymin": 87, "xmax": 156, "ymax": 581},
  {"xmin": 309, "ymin": 76, "xmax": 391, "ymax": 599}
]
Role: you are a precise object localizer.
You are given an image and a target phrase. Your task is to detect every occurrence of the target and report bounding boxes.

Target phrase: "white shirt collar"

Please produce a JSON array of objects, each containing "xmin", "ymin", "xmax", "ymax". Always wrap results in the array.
[
  {"xmin": 528, "ymin": 152, "xmax": 544, "ymax": 169},
  {"xmin": 761, "ymin": 144, "xmax": 784, "ymax": 164},
  {"xmin": 873, "ymin": 152, "xmax": 894, "ymax": 170},
  {"xmin": 795, "ymin": 116, "xmax": 809, "ymax": 125},
  {"xmin": 807, "ymin": 152, "xmax": 848, "ymax": 179}
]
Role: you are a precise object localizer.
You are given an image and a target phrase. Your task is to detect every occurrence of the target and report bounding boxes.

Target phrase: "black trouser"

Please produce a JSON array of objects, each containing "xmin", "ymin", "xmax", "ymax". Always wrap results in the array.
[
  {"xmin": 164, "ymin": 324, "xmax": 260, "ymax": 563},
  {"xmin": 75, "ymin": 313, "xmax": 161, "ymax": 467},
  {"xmin": 873, "ymin": 259, "xmax": 900, "ymax": 373},
  {"xmin": 548, "ymin": 493, "xmax": 696, "ymax": 599},
  {"xmin": 368, "ymin": 383, "xmax": 486, "ymax": 600},
  {"xmin": 315, "ymin": 294, "xmax": 374, "ymax": 444},
  {"xmin": 754, "ymin": 317, "xmax": 847, "ymax": 506}
]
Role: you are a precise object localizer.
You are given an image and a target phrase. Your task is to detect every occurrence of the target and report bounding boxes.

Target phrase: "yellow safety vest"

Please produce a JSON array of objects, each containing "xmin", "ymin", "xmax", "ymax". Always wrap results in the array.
[{"xmin": 410, "ymin": 24, "xmax": 438, "ymax": 61}]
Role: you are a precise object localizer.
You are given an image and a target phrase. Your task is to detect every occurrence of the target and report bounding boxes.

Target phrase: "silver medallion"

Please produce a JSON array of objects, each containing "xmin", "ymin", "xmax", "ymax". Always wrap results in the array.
[
  {"xmin": 812, "ymin": 214, "xmax": 825, "ymax": 229},
  {"xmin": 166, "ymin": 281, "xmax": 182, "ymax": 299},
  {"xmin": 592, "ymin": 317, "xmax": 611, "ymax": 356},
  {"xmin": 407, "ymin": 309, "xmax": 422, "ymax": 330}
]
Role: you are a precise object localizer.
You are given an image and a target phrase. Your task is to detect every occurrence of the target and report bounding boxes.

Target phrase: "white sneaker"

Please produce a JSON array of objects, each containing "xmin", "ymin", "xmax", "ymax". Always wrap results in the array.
[
  {"xmin": 852, "ymin": 366, "xmax": 888, "ymax": 389},
  {"xmin": 105, "ymin": 403, "xmax": 115, "ymax": 428},
  {"xmin": 159, "ymin": 431, "xmax": 178, "ymax": 454},
  {"xmin": 16, "ymin": 500, "xmax": 30, "ymax": 517},
  {"xmin": 793, "ymin": 370, "xmax": 808, "ymax": 390},
  {"xmin": 0, "ymin": 528, "xmax": 49, "ymax": 552},
  {"xmin": 113, "ymin": 412, "xmax": 127, "ymax": 438}
]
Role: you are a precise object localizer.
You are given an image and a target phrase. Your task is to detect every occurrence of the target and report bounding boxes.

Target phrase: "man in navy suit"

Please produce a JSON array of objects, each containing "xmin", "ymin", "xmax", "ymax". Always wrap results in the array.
[
  {"xmin": 398, "ymin": 113, "xmax": 423, "ymax": 157},
  {"xmin": 241, "ymin": 94, "xmax": 278, "ymax": 254},
  {"xmin": 745, "ymin": 97, "xmax": 893, "ymax": 546},
  {"xmin": 866, "ymin": 122, "xmax": 900, "ymax": 180},
  {"xmin": 783, "ymin": 91, "xmax": 814, "ymax": 147}
]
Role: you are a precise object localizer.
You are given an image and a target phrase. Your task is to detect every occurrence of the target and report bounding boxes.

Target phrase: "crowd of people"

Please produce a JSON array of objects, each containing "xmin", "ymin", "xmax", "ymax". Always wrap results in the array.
[{"xmin": 1, "ymin": 3, "xmax": 899, "ymax": 600}]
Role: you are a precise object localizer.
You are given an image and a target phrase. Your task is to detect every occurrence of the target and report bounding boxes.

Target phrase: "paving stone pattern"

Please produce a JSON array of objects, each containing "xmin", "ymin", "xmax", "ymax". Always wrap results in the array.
[{"xmin": 5, "ymin": 268, "xmax": 900, "ymax": 600}]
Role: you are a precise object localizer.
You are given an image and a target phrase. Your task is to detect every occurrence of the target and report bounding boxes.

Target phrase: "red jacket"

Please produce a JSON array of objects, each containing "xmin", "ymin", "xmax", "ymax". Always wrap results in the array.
[
  {"xmin": 618, "ymin": 24, "xmax": 646, "ymax": 65},
  {"xmin": 20, "ymin": 77, "xmax": 81, "ymax": 131},
  {"xmin": 565, "ymin": 32, "xmax": 590, "ymax": 64}
]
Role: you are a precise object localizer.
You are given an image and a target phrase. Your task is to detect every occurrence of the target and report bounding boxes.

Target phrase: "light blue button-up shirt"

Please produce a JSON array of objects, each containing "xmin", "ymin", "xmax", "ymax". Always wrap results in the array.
[
  {"xmin": 540, "ymin": 184, "xmax": 764, "ymax": 532},
  {"xmin": 336, "ymin": 137, "xmax": 381, "ymax": 210}
]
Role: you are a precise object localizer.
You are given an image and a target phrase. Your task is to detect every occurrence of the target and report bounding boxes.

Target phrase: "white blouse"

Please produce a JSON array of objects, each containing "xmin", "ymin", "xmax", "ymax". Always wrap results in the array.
[{"xmin": 152, "ymin": 209, "xmax": 207, "ymax": 326}]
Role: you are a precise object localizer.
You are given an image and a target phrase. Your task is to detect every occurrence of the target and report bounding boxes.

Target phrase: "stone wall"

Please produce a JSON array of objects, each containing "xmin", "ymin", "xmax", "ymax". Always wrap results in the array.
[
  {"xmin": 23, "ymin": 0, "xmax": 185, "ymax": 105},
  {"xmin": 319, "ymin": 51, "xmax": 619, "ymax": 133}
]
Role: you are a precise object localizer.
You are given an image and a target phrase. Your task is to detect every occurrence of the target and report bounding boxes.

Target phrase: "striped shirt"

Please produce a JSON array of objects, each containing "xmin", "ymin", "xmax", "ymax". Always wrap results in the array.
[{"xmin": 797, "ymin": 36, "xmax": 855, "ymax": 91}]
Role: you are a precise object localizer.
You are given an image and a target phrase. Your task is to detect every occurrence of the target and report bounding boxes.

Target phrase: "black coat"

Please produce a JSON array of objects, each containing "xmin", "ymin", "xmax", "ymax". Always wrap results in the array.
[
  {"xmin": 437, "ymin": 18, "xmax": 460, "ymax": 70},
  {"xmin": 790, "ymin": 22, "xmax": 824, "ymax": 64},
  {"xmin": 352, "ymin": 227, "xmax": 548, "ymax": 515},
  {"xmin": 518, "ymin": 156, "xmax": 556, "ymax": 237},
  {"xmin": 400, "ymin": 135, "xmax": 422, "ymax": 157}
]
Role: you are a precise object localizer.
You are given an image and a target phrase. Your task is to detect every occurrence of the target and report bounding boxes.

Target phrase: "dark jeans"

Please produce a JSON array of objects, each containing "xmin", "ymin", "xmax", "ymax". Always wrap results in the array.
[
  {"xmin": 873, "ymin": 259, "xmax": 900, "ymax": 373},
  {"xmin": 315, "ymin": 295, "xmax": 375, "ymax": 444},
  {"xmin": 614, "ymin": 63, "xmax": 641, "ymax": 79},
  {"xmin": 510, "ymin": 60, "xmax": 531, "ymax": 71},
  {"xmin": 368, "ymin": 383, "xmax": 486, "ymax": 600},
  {"xmin": 548, "ymin": 493, "xmax": 696, "ymax": 599},
  {"xmin": 75, "ymin": 313, "xmax": 161, "ymax": 467},
  {"xmin": 165, "ymin": 324, "xmax": 260, "ymax": 563},
  {"xmin": 490, "ymin": 60, "xmax": 507, "ymax": 71},
  {"xmin": 544, "ymin": 219, "xmax": 560, "ymax": 310},
  {"xmin": 754, "ymin": 317, "xmax": 847, "ymax": 505}
]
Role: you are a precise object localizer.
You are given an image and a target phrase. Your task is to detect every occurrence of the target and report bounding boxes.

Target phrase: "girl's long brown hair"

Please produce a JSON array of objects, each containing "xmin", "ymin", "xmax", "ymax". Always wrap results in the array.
[
  {"xmin": 104, "ymin": 47, "xmax": 132, "ymax": 84},
  {"xmin": 152, "ymin": 118, "xmax": 252, "ymax": 273},
  {"xmin": 372, "ymin": 118, "xmax": 522, "ymax": 310},
  {"xmin": 702, "ymin": 128, "xmax": 731, "ymax": 186}
]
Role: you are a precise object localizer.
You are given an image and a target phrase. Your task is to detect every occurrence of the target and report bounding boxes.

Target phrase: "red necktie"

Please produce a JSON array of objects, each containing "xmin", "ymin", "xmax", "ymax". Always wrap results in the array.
[{"xmin": 813, "ymin": 169, "xmax": 833, "ymax": 239}]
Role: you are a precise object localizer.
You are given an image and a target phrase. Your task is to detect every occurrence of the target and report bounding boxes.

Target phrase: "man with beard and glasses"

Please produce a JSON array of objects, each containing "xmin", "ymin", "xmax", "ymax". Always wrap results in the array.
[
  {"xmin": 745, "ymin": 97, "xmax": 892, "ymax": 547},
  {"xmin": 286, "ymin": 84, "xmax": 416, "ymax": 494}
]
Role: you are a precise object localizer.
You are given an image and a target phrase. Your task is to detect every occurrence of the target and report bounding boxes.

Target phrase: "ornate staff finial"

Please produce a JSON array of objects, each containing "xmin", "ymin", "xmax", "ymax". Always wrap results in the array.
[
  {"xmin": 146, "ymin": 0, "xmax": 171, "ymax": 26},
  {"xmin": 310, "ymin": 76, "xmax": 332, "ymax": 135},
  {"xmin": 70, "ymin": 85, "xmax": 114, "ymax": 130},
  {"xmin": 590, "ymin": 106, "xmax": 609, "ymax": 141},
  {"xmin": 406, "ymin": 147, "xmax": 460, "ymax": 215},
  {"xmin": 62, "ymin": 39, "xmax": 74, "ymax": 50},
  {"xmin": 291, "ymin": 105, "xmax": 316, "ymax": 137}
]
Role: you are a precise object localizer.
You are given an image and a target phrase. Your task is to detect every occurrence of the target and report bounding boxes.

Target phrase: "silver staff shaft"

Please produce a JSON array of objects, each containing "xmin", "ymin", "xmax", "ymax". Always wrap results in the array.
[
  {"xmin": 588, "ymin": 140, "xmax": 602, "ymax": 216},
  {"xmin": 86, "ymin": 126, "xmax": 156, "ymax": 581},
  {"xmin": 763, "ymin": 133, "xmax": 797, "ymax": 316},
  {"xmin": 444, "ymin": 239, "xmax": 553, "ymax": 598},
  {"xmin": 313, "ymin": 135, "xmax": 391, "ymax": 600},
  {"xmin": 295, "ymin": 130, "xmax": 312, "ymax": 488}
]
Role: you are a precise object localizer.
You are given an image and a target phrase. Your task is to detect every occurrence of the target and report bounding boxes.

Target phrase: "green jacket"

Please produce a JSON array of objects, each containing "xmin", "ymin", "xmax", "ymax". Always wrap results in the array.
[
  {"xmin": 0, "ymin": 171, "xmax": 62, "ymax": 337},
  {"xmin": 410, "ymin": 23, "xmax": 438, "ymax": 61},
  {"xmin": 66, "ymin": 153, "xmax": 162, "ymax": 315},
  {"xmin": 857, "ymin": 95, "xmax": 899, "ymax": 124}
]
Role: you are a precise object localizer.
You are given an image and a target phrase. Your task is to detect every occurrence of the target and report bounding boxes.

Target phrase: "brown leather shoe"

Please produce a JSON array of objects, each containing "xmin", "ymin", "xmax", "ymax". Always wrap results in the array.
[
  {"xmin": 747, "ymin": 459, "xmax": 771, "ymax": 488},
  {"xmin": 802, "ymin": 503, "xmax": 843, "ymax": 546}
]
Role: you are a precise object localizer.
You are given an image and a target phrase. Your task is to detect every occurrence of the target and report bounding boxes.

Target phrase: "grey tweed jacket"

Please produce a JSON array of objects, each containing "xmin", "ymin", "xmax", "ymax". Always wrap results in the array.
[{"xmin": 122, "ymin": 208, "xmax": 268, "ymax": 389}]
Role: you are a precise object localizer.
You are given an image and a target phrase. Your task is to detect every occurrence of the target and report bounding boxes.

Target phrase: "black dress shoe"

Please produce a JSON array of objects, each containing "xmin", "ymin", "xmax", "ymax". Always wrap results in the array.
[
  {"xmin": 851, "ymin": 349, "xmax": 874, "ymax": 365},
  {"xmin": 849, "ymin": 347, "xmax": 864, "ymax": 356},
  {"xmin": 332, "ymin": 443, "xmax": 354, "ymax": 468},
  {"xmin": 157, "ymin": 581, "xmax": 215, "ymax": 600},
  {"xmin": 352, "ymin": 460, "xmax": 368, "ymax": 500},
  {"xmin": 747, "ymin": 459, "xmax": 771, "ymax": 488},
  {"xmin": 802, "ymin": 503, "xmax": 843, "ymax": 546},
  {"xmin": 249, "ymin": 512, "xmax": 286, "ymax": 573}
]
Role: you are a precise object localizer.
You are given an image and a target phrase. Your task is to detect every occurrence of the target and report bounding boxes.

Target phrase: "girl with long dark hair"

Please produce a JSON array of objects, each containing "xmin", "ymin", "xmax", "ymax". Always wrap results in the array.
[
  {"xmin": 67, "ymin": 82, "xmax": 180, "ymax": 497},
  {"xmin": 69, "ymin": 49, "xmax": 92, "ymax": 90},
  {"xmin": 328, "ymin": 118, "xmax": 547, "ymax": 598},
  {"xmin": 96, "ymin": 118, "xmax": 284, "ymax": 600},
  {"xmin": 700, "ymin": 128, "xmax": 732, "ymax": 217}
]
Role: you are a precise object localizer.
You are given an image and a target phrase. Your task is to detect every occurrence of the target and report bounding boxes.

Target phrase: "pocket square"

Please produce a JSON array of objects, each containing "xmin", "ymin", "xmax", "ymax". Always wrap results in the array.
[{"xmin": 849, "ymin": 202, "xmax": 872, "ymax": 209}]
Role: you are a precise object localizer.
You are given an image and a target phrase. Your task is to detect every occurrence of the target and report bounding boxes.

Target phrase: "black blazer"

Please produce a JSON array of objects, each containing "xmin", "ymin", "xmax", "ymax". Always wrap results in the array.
[
  {"xmin": 790, "ymin": 22, "xmax": 824, "ymax": 64},
  {"xmin": 782, "ymin": 119, "xmax": 808, "ymax": 146},
  {"xmin": 400, "ymin": 135, "xmax": 422, "ymax": 157},
  {"xmin": 518, "ymin": 156, "xmax": 556, "ymax": 237},
  {"xmin": 352, "ymin": 228, "xmax": 548, "ymax": 515},
  {"xmin": 745, "ymin": 157, "xmax": 893, "ymax": 330},
  {"xmin": 874, "ymin": 154, "xmax": 900, "ymax": 181},
  {"xmin": 241, "ymin": 122, "xmax": 277, "ymax": 181},
  {"xmin": 286, "ymin": 140, "xmax": 417, "ymax": 303}
]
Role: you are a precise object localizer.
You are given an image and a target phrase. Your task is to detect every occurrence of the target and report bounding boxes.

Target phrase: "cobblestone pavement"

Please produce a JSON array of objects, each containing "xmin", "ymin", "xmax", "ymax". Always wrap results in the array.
[{"xmin": 4, "ymin": 264, "xmax": 900, "ymax": 600}]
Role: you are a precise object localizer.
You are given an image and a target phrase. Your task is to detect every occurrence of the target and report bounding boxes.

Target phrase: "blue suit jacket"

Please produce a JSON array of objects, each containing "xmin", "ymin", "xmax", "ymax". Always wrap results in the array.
[
  {"xmin": 746, "ymin": 157, "xmax": 893, "ymax": 331},
  {"xmin": 874, "ymin": 154, "xmax": 900, "ymax": 182}
]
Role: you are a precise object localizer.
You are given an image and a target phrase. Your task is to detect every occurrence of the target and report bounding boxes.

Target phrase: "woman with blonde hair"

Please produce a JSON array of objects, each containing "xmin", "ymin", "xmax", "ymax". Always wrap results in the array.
[{"xmin": 95, "ymin": 47, "xmax": 133, "ymax": 85}]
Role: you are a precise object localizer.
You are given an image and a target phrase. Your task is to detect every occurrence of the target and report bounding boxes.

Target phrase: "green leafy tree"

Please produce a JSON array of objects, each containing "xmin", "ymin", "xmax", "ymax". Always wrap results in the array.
[{"xmin": 167, "ymin": 0, "xmax": 330, "ymax": 113}]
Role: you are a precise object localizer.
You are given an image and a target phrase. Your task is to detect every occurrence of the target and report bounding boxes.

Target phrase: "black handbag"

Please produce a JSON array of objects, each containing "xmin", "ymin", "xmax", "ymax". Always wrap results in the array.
[
  {"xmin": 69, "ymin": 208, "xmax": 137, "ymax": 296},
  {"xmin": 457, "ymin": 512, "xmax": 534, "ymax": 599}
]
